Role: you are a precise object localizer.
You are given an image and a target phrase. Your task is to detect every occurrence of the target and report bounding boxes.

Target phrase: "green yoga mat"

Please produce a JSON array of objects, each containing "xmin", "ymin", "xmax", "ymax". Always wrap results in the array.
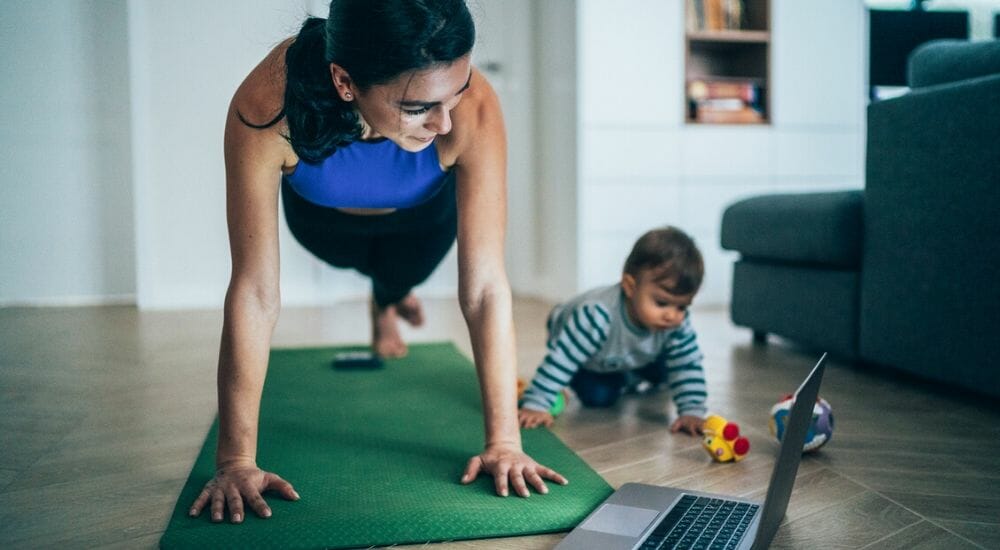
[{"xmin": 161, "ymin": 342, "xmax": 612, "ymax": 549}]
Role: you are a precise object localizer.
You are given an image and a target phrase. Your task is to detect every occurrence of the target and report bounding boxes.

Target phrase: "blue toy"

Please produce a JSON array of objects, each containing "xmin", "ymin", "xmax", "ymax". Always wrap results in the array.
[{"xmin": 769, "ymin": 394, "xmax": 834, "ymax": 453}]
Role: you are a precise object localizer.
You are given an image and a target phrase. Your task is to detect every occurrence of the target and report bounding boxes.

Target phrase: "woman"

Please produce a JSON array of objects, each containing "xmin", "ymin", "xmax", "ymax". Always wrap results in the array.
[{"xmin": 187, "ymin": 0, "xmax": 567, "ymax": 524}]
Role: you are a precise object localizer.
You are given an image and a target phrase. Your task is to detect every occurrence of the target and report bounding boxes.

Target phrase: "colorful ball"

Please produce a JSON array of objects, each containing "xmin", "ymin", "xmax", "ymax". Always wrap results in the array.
[{"xmin": 769, "ymin": 394, "xmax": 834, "ymax": 452}]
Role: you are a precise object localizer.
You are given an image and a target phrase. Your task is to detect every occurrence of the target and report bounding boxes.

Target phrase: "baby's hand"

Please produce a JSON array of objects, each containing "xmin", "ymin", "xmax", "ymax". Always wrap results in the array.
[
  {"xmin": 518, "ymin": 408, "xmax": 554, "ymax": 429},
  {"xmin": 670, "ymin": 415, "xmax": 704, "ymax": 436}
]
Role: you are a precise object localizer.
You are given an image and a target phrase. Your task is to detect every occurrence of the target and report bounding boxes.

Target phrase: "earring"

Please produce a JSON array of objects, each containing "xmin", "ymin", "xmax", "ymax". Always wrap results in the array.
[{"xmin": 344, "ymin": 92, "xmax": 353, "ymax": 100}]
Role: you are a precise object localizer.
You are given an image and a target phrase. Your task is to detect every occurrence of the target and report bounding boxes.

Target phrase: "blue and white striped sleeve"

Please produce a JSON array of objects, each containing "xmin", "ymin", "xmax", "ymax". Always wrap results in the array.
[
  {"xmin": 663, "ymin": 315, "xmax": 708, "ymax": 417},
  {"xmin": 521, "ymin": 303, "xmax": 611, "ymax": 412}
]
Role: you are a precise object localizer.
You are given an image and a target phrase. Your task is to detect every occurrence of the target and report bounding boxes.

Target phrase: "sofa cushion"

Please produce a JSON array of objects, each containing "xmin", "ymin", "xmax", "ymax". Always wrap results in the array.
[
  {"xmin": 721, "ymin": 191, "xmax": 863, "ymax": 268},
  {"xmin": 908, "ymin": 39, "xmax": 1000, "ymax": 89}
]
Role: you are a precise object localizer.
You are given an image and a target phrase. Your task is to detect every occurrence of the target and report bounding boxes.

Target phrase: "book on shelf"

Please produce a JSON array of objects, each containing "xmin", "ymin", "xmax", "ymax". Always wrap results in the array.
[
  {"xmin": 687, "ymin": 78, "xmax": 765, "ymax": 123},
  {"xmin": 688, "ymin": 80, "xmax": 759, "ymax": 103},
  {"xmin": 695, "ymin": 106, "xmax": 763, "ymax": 124},
  {"xmin": 699, "ymin": 98, "xmax": 746, "ymax": 110},
  {"xmin": 687, "ymin": 0, "xmax": 745, "ymax": 32}
]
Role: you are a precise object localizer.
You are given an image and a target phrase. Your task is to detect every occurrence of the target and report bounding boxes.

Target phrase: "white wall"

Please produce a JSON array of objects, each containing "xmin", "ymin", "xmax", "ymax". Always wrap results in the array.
[
  {"xmin": 572, "ymin": 0, "xmax": 868, "ymax": 306},
  {"xmin": 469, "ymin": 1, "xmax": 536, "ymax": 295},
  {"xmin": 128, "ymin": 0, "xmax": 386, "ymax": 309},
  {"xmin": 1, "ymin": 0, "xmax": 543, "ymax": 310},
  {"xmin": 1, "ymin": 0, "xmax": 135, "ymax": 306},
  {"xmin": 126, "ymin": 0, "xmax": 562, "ymax": 309},
  {"xmin": 3, "ymin": 0, "xmax": 875, "ymax": 310},
  {"xmin": 127, "ymin": 0, "xmax": 467, "ymax": 309},
  {"xmin": 532, "ymin": 0, "xmax": 579, "ymax": 300}
]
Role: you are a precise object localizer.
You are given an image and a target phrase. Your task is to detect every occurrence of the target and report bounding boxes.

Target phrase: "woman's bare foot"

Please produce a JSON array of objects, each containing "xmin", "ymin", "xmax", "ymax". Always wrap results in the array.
[
  {"xmin": 396, "ymin": 294, "xmax": 425, "ymax": 327},
  {"xmin": 372, "ymin": 301, "xmax": 408, "ymax": 358}
]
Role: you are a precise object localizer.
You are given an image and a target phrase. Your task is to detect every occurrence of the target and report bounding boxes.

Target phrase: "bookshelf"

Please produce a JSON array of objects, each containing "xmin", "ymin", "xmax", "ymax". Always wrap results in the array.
[{"xmin": 685, "ymin": 0, "xmax": 770, "ymax": 124}]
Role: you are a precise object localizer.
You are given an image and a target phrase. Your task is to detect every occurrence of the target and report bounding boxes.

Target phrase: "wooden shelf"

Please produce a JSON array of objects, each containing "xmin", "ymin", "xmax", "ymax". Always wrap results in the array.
[
  {"xmin": 687, "ymin": 30, "xmax": 770, "ymax": 43},
  {"xmin": 685, "ymin": 0, "xmax": 771, "ymax": 125},
  {"xmin": 686, "ymin": 75, "xmax": 767, "ymax": 85},
  {"xmin": 686, "ymin": 113, "xmax": 768, "ymax": 125}
]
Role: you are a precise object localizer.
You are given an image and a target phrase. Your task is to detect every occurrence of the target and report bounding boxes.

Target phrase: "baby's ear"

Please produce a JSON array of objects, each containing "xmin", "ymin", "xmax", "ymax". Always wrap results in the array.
[{"xmin": 621, "ymin": 273, "xmax": 637, "ymax": 298}]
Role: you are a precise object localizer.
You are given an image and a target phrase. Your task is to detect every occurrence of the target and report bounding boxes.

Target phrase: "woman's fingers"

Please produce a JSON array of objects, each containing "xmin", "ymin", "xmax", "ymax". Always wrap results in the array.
[
  {"xmin": 463, "ymin": 448, "xmax": 569, "ymax": 499},
  {"xmin": 460, "ymin": 455, "xmax": 483, "ymax": 484},
  {"xmin": 190, "ymin": 487, "xmax": 212, "ymax": 517},
  {"xmin": 493, "ymin": 464, "xmax": 511, "ymax": 497},
  {"xmin": 226, "ymin": 487, "xmax": 245, "ymax": 523},
  {"xmin": 509, "ymin": 468, "xmax": 530, "ymax": 498},
  {"xmin": 246, "ymin": 491, "xmax": 272, "ymax": 519},
  {"xmin": 264, "ymin": 472, "xmax": 300, "ymax": 501},
  {"xmin": 188, "ymin": 467, "xmax": 299, "ymax": 523},
  {"xmin": 536, "ymin": 464, "xmax": 568, "ymax": 486},
  {"xmin": 525, "ymin": 469, "xmax": 549, "ymax": 495},
  {"xmin": 210, "ymin": 488, "xmax": 226, "ymax": 522}
]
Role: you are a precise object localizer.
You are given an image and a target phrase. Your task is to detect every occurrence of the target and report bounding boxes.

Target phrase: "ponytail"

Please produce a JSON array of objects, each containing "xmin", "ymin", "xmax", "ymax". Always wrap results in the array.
[
  {"xmin": 238, "ymin": 17, "xmax": 361, "ymax": 163},
  {"xmin": 281, "ymin": 18, "xmax": 362, "ymax": 162}
]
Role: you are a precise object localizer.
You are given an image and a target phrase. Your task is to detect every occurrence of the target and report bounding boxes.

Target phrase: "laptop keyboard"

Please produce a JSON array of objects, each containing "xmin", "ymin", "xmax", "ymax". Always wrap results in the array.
[{"xmin": 639, "ymin": 494, "xmax": 760, "ymax": 550}]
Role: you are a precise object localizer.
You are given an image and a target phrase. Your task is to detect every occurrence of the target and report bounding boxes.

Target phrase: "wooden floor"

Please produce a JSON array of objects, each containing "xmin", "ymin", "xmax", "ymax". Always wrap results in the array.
[{"xmin": 2, "ymin": 298, "xmax": 998, "ymax": 549}]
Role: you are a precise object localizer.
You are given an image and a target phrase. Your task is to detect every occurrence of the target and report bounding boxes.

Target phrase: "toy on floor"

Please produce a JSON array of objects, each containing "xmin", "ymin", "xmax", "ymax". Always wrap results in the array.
[
  {"xmin": 769, "ymin": 394, "xmax": 834, "ymax": 452},
  {"xmin": 701, "ymin": 414, "xmax": 750, "ymax": 462},
  {"xmin": 517, "ymin": 378, "xmax": 568, "ymax": 417}
]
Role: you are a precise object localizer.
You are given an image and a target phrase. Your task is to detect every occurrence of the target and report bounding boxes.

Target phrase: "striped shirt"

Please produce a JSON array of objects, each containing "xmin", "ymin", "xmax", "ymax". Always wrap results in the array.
[{"xmin": 521, "ymin": 284, "xmax": 707, "ymax": 417}]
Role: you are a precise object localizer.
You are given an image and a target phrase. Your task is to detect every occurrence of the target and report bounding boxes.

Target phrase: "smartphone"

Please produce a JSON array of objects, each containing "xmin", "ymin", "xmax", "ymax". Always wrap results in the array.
[{"xmin": 332, "ymin": 350, "xmax": 384, "ymax": 370}]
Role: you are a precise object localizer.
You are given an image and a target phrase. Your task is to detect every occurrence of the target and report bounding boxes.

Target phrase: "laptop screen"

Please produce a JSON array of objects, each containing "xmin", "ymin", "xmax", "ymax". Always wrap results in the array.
[{"xmin": 751, "ymin": 354, "xmax": 827, "ymax": 550}]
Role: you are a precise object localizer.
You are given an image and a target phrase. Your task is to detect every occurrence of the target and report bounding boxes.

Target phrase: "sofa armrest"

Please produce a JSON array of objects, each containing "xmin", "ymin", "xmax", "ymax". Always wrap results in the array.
[{"xmin": 720, "ymin": 191, "xmax": 864, "ymax": 268}]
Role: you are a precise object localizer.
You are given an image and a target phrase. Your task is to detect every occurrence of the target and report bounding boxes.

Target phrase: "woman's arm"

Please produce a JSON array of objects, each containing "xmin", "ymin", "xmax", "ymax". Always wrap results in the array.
[
  {"xmin": 452, "ymin": 71, "xmax": 567, "ymax": 496},
  {"xmin": 216, "ymin": 94, "xmax": 284, "ymax": 471},
  {"xmin": 189, "ymin": 46, "xmax": 299, "ymax": 523}
]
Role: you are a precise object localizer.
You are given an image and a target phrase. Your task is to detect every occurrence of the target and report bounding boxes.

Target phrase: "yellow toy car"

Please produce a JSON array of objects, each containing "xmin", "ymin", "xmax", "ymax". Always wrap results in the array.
[{"xmin": 702, "ymin": 414, "xmax": 750, "ymax": 462}]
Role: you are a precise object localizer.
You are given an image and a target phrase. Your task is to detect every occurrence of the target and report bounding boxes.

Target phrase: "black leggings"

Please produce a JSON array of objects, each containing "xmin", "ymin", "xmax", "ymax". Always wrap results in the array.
[{"xmin": 281, "ymin": 174, "xmax": 458, "ymax": 308}]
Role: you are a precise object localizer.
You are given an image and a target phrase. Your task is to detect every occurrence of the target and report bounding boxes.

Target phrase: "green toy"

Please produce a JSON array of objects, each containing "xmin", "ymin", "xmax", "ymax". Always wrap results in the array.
[{"xmin": 518, "ymin": 378, "xmax": 568, "ymax": 417}]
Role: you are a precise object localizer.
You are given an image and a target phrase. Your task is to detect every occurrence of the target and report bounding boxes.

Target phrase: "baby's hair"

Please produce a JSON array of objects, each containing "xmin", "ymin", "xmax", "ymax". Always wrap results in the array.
[{"xmin": 623, "ymin": 226, "xmax": 704, "ymax": 295}]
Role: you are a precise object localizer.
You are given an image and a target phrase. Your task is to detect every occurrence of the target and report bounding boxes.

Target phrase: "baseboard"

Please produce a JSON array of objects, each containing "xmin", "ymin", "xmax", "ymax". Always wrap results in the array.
[{"xmin": 0, "ymin": 294, "xmax": 137, "ymax": 308}]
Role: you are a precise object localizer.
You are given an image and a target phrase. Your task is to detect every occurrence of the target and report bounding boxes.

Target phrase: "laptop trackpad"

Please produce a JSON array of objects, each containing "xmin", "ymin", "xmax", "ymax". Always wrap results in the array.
[{"xmin": 580, "ymin": 503, "xmax": 660, "ymax": 537}]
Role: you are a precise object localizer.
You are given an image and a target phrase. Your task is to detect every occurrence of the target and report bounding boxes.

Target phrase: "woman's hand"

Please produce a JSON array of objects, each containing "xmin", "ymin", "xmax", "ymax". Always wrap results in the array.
[
  {"xmin": 460, "ymin": 442, "xmax": 568, "ymax": 498},
  {"xmin": 189, "ymin": 462, "xmax": 299, "ymax": 523},
  {"xmin": 518, "ymin": 408, "xmax": 554, "ymax": 429}
]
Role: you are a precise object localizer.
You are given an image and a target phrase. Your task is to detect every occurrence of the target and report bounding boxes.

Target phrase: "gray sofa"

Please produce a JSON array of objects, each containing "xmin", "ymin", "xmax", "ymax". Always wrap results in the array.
[{"xmin": 720, "ymin": 40, "xmax": 1000, "ymax": 399}]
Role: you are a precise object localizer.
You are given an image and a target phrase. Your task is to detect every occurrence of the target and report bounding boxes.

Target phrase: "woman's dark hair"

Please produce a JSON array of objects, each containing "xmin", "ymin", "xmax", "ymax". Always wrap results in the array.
[
  {"xmin": 623, "ymin": 226, "xmax": 704, "ymax": 296},
  {"xmin": 241, "ymin": 0, "xmax": 475, "ymax": 163}
]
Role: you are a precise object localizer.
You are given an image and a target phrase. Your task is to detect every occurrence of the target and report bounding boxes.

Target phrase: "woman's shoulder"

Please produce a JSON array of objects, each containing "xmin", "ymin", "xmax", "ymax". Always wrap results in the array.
[
  {"xmin": 225, "ymin": 38, "xmax": 296, "ymax": 170},
  {"xmin": 455, "ymin": 68, "xmax": 502, "ymax": 130},
  {"xmin": 439, "ymin": 68, "xmax": 503, "ymax": 160},
  {"xmin": 229, "ymin": 38, "xmax": 293, "ymax": 130}
]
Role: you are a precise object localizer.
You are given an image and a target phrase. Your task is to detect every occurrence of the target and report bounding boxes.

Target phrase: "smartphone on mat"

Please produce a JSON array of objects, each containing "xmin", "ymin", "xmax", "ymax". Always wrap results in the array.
[{"xmin": 332, "ymin": 350, "xmax": 384, "ymax": 370}]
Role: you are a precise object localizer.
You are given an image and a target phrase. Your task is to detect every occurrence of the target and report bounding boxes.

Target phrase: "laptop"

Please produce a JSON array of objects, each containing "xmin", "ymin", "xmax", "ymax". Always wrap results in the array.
[{"xmin": 555, "ymin": 354, "xmax": 828, "ymax": 550}]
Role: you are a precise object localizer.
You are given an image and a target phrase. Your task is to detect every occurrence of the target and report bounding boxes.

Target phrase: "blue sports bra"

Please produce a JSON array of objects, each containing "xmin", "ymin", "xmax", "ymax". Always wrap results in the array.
[{"xmin": 284, "ymin": 139, "xmax": 449, "ymax": 209}]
